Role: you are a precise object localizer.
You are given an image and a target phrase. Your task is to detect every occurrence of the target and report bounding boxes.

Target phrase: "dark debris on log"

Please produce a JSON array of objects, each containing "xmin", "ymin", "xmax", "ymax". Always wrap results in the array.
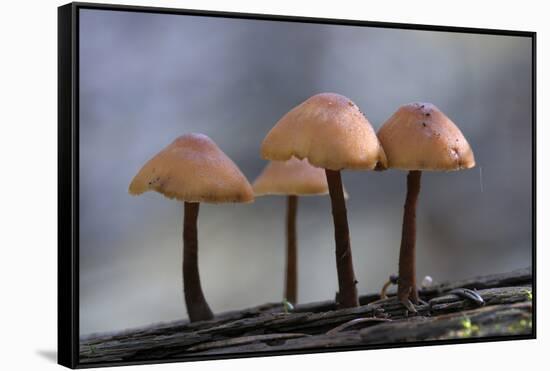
[{"xmin": 79, "ymin": 268, "xmax": 533, "ymax": 364}]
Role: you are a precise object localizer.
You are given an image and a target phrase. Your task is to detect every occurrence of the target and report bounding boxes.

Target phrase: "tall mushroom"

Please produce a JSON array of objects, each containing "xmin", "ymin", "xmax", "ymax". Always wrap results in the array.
[
  {"xmin": 252, "ymin": 157, "xmax": 333, "ymax": 304},
  {"xmin": 128, "ymin": 133, "xmax": 254, "ymax": 322},
  {"xmin": 377, "ymin": 102, "xmax": 475, "ymax": 311},
  {"xmin": 261, "ymin": 93, "xmax": 387, "ymax": 308}
]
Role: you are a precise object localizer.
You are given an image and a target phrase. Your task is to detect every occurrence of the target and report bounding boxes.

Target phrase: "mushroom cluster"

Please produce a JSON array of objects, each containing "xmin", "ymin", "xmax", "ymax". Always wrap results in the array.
[{"xmin": 128, "ymin": 94, "xmax": 475, "ymax": 322}]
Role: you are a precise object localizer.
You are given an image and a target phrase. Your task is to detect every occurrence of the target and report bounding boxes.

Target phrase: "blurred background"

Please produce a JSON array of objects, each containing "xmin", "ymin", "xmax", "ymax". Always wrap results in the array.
[{"xmin": 79, "ymin": 9, "xmax": 532, "ymax": 335}]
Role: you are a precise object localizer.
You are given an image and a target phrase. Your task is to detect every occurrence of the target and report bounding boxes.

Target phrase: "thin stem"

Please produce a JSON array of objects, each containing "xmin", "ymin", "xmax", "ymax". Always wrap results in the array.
[
  {"xmin": 380, "ymin": 280, "xmax": 392, "ymax": 300},
  {"xmin": 398, "ymin": 170, "xmax": 422, "ymax": 305},
  {"xmin": 183, "ymin": 202, "xmax": 214, "ymax": 322},
  {"xmin": 285, "ymin": 195, "xmax": 298, "ymax": 304},
  {"xmin": 325, "ymin": 169, "xmax": 359, "ymax": 308}
]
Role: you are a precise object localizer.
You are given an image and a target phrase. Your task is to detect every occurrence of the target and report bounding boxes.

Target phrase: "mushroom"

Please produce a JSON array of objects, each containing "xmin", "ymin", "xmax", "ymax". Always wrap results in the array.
[
  {"xmin": 252, "ymin": 157, "xmax": 332, "ymax": 304},
  {"xmin": 377, "ymin": 102, "xmax": 475, "ymax": 311},
  {"xmin": 261, "ymin": 93, "xmax": 387, "ymax": 308},
  {"xmin": 128, "ymin": 133, "xmax": 254, "ymax": 322}
]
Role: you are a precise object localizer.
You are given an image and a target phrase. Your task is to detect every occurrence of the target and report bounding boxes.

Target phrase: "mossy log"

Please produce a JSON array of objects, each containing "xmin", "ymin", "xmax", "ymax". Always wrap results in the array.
[{"xmin": 80, "ymin": 268, "xmax": 533, "ymax": 364}]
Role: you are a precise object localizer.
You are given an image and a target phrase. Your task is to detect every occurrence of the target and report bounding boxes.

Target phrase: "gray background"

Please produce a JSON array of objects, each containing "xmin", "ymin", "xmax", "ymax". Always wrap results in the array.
[{"xmin": 79, "ymin": 9, "xmax": 532, "ymax": 335}]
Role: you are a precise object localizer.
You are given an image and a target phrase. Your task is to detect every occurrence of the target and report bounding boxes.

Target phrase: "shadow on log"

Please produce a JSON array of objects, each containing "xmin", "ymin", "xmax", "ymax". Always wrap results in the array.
[{"xmin": 79, "ymin": 268, "xmax": 533, "ymax": 364}]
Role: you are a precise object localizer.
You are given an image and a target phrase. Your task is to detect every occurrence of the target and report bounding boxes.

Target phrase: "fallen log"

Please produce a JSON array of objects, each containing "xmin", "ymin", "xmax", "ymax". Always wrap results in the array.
[{"xmin": 79, "ymin": 267, "xmax": 533, "ymax": 364}]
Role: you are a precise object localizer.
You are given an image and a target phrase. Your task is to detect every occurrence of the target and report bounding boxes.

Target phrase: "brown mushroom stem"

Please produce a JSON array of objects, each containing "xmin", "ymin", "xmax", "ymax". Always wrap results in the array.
[
  {"xmin": 397, "ymin": 170, "xmax": 422, "ymax": 306},
  {"xmin": 183, "ymin": 202, "xmax": 214, "ymax": 322},
  {"xmin": 325, "ymin": 169, "xmax": 359, "ymax": 308},
  {"xmin": 285, "ymin": 195, "xmax": 298, "ymax": 304}
]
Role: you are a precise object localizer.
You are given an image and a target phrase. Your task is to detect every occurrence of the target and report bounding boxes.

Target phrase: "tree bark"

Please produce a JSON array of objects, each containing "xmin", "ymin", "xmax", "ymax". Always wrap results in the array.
[
  {"xmin": 285, "ymin": 195, "xmax": 298, "ymax": 304},
  {"xmin": 398, "ymin": 170, "xmax": 422, "ymax": 305},
  {"xmin": 80, "ymin": 269, "xmax": 533, "ymax": 363},
  {"xmin": 183, "ymin": 202, "xmax": 214, "ymax": 322},
  {"xmin": 325, "ymin": 169, "xmax": 359, "ymax": 308}
]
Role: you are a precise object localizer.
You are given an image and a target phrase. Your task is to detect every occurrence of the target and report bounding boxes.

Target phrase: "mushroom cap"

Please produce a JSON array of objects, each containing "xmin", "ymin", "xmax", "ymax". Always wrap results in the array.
[
  {"xmin": 377, "ymin": 103, "xmax": 475, "ymax": 171},
  {"xmin": 128, "ymin": 133, "xmax": 254, "ymax": 203},
  {"xmin": 252, "ymin": 157, "xmax": 329, "ymax": 196},
  {"xmin": 261, "ymin": 93, "xmax": 387, "ymax": 171}
]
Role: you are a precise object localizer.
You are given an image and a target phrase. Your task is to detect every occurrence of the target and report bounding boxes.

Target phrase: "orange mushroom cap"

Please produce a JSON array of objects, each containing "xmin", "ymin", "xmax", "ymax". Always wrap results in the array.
[
  {"xmin": 128, "ymin": 133, "xmax": 254, "ymax": 203},
  {"xmin": 252, "ymin": 157, "xmax": 329, "ymax": 196},
  {"xmin": 377, "ymin": 103, "xmax": 475, "ymax": 171},
  {"xmin": 261, "ymin": 93, "xmax": 387, "ymax": 171}
]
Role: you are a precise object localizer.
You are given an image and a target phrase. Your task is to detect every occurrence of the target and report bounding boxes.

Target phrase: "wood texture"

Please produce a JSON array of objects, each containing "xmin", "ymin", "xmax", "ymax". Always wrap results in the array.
[{"xmin": 80, "ymin": 268, "xmax": 533, "ymax": 364}]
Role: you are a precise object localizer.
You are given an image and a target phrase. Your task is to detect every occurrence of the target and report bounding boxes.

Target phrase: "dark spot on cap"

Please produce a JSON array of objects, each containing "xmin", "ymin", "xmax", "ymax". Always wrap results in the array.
[
  {"xmin": 148, "ymin": 176, "xmax": 161, "ymax": 186},
  {"xmin": 374, "ymin": 161, "xmax": 386, "ymax": 171},
  {"xmin": 422, "ymin": 122, "xmax": 427, "ymax": 127},
  {"xmin": 425, "ymin": 112, "xmax": 431, "ymax": 116},
  {"xmin": 348, "ymin": 101, "xmax": 354, "ymax": 107}
]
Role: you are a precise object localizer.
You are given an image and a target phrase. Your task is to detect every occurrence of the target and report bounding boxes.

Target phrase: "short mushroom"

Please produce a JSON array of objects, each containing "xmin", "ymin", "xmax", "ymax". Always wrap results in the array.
[
  {"xmin": 261, "ymin": 93, "xmax": 387, "ymax": 308},
  {"xmin": 252, "ymin": 157, "xmax": 333, "ymax": 304},
  {"xmin": 377, "ymin": 102, "xmax": 475, "ymax": 311},
  {"xmin": 128, "ymin": 133, "xmax": 254, "ymax": 322}
]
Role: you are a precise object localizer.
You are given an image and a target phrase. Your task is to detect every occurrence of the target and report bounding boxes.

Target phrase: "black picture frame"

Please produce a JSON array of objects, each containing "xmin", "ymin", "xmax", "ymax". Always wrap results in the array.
[{"xmin": 58, "ymin": 2, "xmax": 537, "ymax": 369}]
